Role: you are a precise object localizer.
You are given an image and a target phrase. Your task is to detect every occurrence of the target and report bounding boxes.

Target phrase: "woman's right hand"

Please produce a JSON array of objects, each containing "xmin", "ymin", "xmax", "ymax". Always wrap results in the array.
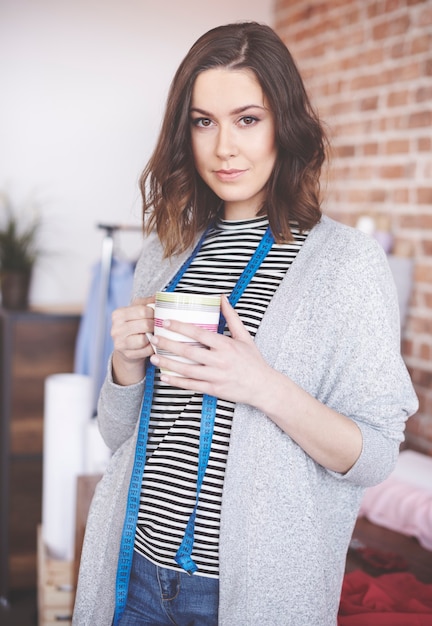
[{"xmin": 111, "ymin": 296, "xmax": 155, "ymax": 386}]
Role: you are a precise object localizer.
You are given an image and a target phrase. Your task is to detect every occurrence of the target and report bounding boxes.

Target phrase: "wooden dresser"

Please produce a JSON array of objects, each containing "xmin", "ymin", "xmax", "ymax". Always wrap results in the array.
[{"xmin": 0, "ymin": 307, "xmax": 80, "ymax": 604}]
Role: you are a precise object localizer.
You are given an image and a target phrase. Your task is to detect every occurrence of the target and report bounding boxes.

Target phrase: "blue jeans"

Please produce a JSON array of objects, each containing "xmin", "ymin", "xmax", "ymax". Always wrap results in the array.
[{"xmin": 117, "ymin": 550, "xmax": 219, "ymax": 625}]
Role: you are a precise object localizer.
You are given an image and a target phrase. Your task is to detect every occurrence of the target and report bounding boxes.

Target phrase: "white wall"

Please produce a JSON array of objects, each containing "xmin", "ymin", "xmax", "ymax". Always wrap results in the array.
[{"xmin": 0, "ymin": 0, "xmax": 274, "ymax": 307}]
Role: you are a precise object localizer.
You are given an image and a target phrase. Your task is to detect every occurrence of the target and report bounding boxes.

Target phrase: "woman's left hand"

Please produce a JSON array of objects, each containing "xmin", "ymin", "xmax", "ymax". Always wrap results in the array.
[{"xmin": 149, "ymin": 294, "xmax": 273, "ymax": 406}]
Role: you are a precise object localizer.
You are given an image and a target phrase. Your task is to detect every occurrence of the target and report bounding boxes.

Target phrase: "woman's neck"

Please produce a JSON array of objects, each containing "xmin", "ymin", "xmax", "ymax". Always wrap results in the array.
[{"xmin": 223, "ymin": 204, "xmax": 264, "ymax": 221}]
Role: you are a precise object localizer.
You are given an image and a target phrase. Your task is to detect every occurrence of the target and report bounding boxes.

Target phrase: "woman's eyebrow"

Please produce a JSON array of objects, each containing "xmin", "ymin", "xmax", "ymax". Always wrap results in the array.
[{"xmin": 189, "ymin": 104, "xmax": 268, "ymax": 116}]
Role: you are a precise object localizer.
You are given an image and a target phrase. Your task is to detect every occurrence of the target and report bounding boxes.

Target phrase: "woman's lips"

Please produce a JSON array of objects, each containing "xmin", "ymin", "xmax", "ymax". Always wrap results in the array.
[{"xmin": 214, "ymin": 169, "xmax": 246, "ymax": 182}]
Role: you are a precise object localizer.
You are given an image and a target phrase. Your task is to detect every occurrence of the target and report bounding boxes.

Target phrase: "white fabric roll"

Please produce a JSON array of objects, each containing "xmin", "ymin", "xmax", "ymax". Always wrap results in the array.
[{"xmin": 42, "ymin": 373, "xmax": 93, "ymax": 560}]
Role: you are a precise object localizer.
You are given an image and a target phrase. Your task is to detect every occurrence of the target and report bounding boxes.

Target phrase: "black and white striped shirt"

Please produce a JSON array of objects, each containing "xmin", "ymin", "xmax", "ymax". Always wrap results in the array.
[{"xmin": 134, "ymin": 216, "xmax": 307, "ymax": 577}]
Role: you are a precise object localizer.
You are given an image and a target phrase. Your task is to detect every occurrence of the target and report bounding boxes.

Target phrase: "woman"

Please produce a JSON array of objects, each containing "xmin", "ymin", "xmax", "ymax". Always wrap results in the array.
[{"xmin": 73, "ymin": 22, "xmax": 418, "ymax": 626}]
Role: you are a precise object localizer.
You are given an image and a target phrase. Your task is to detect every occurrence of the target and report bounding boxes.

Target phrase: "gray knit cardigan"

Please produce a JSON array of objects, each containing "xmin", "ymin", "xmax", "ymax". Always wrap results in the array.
[{"xmin": 73, "ymin": 215, "xmax": 418, "ymax": 626}]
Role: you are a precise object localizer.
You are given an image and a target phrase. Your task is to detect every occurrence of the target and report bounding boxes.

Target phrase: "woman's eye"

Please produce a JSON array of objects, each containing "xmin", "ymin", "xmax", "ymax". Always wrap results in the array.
[
  {"xmin": 240, "ymin": 116, "xmax": 258, "ymax": 126},
  {"xmin": 192, "ymin": 118, "xmax": 213, "ymax": 128}
]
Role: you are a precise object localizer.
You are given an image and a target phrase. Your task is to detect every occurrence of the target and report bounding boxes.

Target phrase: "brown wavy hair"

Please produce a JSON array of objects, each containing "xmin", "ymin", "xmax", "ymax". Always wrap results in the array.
[{"xmin": 140, "ymin": 22, "xmax": 327, "ymax": 257}]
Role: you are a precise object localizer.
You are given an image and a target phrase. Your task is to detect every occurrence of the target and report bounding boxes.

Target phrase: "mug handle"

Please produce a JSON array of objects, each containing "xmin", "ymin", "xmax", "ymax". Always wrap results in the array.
[{"xmin": 145, "ymin": 303, "xmax": 157, "ymax": 354}]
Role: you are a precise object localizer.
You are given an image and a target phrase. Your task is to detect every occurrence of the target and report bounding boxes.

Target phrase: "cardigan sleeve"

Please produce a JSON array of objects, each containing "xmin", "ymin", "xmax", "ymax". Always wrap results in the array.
[
  {"xmin": 317, "ymin": 236, "xmax": 418, "ymax": 487},
  {"xmin": 95, "ymin": 232, "xmax": 190, "ymax": 452},
  {"xmin": 272, "ymin": 222, "xmax": 418, "ymax": 489},
  {"xmin": 96, "ymin": 356, "xmax": 145, "ymax": 452},
  {"xmin": 95, "ymin": 233, "xmax": 163, "ymax": 452}
]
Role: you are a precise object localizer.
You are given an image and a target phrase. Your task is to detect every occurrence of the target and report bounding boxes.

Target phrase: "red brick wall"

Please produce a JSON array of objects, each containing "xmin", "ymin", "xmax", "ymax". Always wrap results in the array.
[{"xmin": 274, "ymin": 0, "xmax": 432, "ymax": 455}]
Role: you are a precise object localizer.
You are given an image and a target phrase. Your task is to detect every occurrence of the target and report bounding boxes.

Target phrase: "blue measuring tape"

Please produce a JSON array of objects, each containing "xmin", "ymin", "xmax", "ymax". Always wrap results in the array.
[{"xmin": 113, "ymin": 225, "xmax": 274, "ymax": 624}]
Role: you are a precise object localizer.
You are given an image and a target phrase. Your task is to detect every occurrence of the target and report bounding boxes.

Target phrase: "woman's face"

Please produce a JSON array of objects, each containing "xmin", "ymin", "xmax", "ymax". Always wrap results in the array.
[{"xmin": 190, "ymin": 68, "xmax": 277, "ymax": 220}]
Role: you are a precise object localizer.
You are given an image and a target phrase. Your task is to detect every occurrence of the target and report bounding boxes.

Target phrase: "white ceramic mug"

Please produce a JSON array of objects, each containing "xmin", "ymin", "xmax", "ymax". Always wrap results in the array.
[{"xmin": 147, "ymin": 291, "xmax": 221, "ymax": 376}]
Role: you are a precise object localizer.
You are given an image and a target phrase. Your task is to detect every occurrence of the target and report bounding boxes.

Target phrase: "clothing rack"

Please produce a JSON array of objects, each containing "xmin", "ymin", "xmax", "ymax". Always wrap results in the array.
[{"xmin": 92, "ymin": 223, "xmax": 142, "ymax": 414}]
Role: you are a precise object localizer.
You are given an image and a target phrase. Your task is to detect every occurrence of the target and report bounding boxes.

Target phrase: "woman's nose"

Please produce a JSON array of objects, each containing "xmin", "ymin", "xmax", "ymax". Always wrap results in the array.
[{"xmin": 215, "ymin": 125, "xmax": 238, "ymax": 160}]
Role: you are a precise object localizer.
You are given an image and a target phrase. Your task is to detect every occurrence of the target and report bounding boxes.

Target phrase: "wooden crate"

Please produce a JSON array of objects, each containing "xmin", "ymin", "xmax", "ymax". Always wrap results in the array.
[{"xmin": 37, "ymin": 526, "xmax": 75, "ymax": 626}]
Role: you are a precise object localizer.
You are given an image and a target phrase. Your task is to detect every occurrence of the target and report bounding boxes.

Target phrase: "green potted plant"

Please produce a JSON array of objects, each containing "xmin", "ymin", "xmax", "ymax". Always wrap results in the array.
[{"xmin": 0, "ymin": 193, "xmax": 41, "ymax": 309}]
